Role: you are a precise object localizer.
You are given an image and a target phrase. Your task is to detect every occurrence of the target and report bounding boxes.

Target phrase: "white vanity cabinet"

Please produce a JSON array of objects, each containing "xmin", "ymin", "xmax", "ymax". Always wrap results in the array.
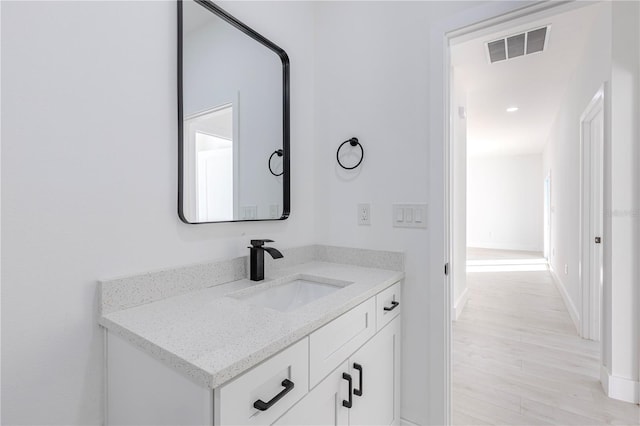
[
  {"xmin": 274, "ymin": 317, "xmax": 401, "ymax": 426},
  {"xmin": 106, "ymin": 281, "xmax": 401, "ymax": 426}
]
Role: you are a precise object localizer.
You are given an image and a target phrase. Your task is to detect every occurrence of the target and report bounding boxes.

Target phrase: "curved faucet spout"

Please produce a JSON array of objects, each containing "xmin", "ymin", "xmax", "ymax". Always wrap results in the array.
[{"xmin": 263, "ymin": 247, "xmax": 283, "ymax": 259}]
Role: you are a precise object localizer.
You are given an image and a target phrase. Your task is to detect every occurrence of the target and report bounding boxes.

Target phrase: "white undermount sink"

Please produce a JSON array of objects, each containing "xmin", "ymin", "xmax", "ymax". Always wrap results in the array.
[{"xmin": 235, "ymin": 277, "xmax": 352, "ymax": 312}]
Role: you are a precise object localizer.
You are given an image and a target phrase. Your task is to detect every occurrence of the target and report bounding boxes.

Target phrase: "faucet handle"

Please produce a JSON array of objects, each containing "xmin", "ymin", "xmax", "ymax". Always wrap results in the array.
[{"xmin": 250, "ymin": 239, "xmax": 275, "ymax": 247}]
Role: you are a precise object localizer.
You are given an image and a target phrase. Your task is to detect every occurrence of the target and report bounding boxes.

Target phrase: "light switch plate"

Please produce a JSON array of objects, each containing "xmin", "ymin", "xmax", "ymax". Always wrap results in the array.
[
  {"xmin": 242, "ymin": 206, "xmax": 257, "ymax": 220},
  {"xmin": 393, "ymin": 203, "xmax": 427, "ymax": 229}
]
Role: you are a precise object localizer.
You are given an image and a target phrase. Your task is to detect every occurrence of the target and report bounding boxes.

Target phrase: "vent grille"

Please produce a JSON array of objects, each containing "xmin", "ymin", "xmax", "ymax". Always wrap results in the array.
[
  {"xmin": 526, "ymin": 27, "xmax": 547, "ymax": 54},
  {"xmin": 487, "ymin": 26, "xmax": 548, "ymax": 63},
  {"xmin": 487, "ymin": 40, "xmax": 506, "ymax": 62},
  {"xmin": 507, "ymin": 33, "xmax": 525, "ymax": 58}
]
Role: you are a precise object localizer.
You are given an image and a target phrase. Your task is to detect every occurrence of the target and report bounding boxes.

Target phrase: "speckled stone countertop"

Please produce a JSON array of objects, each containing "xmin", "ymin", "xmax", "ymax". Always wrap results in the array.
[{"xmin": 100, "ymin": 260, "xmax": 403, "ymax": 389}]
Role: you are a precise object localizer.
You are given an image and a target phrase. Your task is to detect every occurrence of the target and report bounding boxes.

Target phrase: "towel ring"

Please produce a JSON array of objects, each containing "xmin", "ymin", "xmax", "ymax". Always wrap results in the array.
[
  {"xmin": 269, "ymin": 149, "xmax": 284, "ymax": 176},
  {"xmin": 336, "ymin": 138, "xmax": 363, "ymax": 170}
]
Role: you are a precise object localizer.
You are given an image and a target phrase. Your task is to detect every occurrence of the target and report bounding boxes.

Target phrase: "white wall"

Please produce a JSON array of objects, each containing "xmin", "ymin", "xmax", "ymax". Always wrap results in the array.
[
  {"xmin": 542, "ymin": 1, "xmax": 640, "ymax": 403},
  {"xmin": 542, "ymin": 2, "xmax": 611, "ymax": 328},
  {"xmin": 467, "ymin": 154, "xmax": 544, "ymax": 252},
  {"xmin": 1, "ymin": 1, "xmax": 316, "ymax": 424},
  {"xmin": 0, "ymin": 1, "xmax": 3, "ymax": 421},
  {"xmin": 603, "ymin": 0, "xmax": 640, "ymax": 403}
]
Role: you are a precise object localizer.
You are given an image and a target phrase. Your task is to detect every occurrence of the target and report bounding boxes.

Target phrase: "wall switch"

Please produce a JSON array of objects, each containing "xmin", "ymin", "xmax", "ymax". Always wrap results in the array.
[
  {"xmin": 269, "ymin": 204, "xmax": 279, "ymax": 219},
  {"xmin": 358, "ymin": 203, "xmax": 371, "ymax": 226},
  {"xmin": 242, "ymin": 206, "xmax": 257, "ymax": 220},
  {"xmin": 405, "ymin": 208, "xmax": 413, "ymax": 222},
  {"xmin": 564, "ymin": 264, "xmax": 568, "ymax": 275},
  {"xmin": 415, "ymin": 208, "xmax": 423, "ymax": 223},
  {"xmin": 393, "ymin": 203, "xmax": 427, "ymax": 228}
]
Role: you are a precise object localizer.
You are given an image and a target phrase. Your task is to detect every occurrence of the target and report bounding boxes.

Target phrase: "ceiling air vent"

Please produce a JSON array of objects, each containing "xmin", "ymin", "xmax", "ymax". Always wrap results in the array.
[
  {"xmin": 487, "ymin": 26, "xmax": 549, "ymax": 64},
  {"xmin": 507, "ymin": 33, "xmax": 525, "ymax": 58},
  {"xmin": 526, "ymin": 27, "xmax": 547, "ymax": 54},
  {"xmin": 487, "ymin": 40, "xmax": 506, "ymax": 63}
]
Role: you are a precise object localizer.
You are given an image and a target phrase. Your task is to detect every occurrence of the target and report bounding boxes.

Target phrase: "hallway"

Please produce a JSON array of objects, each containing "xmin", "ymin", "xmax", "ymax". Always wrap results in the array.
[{"xmin": 452, "ymin": 252, "xmax": 640, "ymax": 425}]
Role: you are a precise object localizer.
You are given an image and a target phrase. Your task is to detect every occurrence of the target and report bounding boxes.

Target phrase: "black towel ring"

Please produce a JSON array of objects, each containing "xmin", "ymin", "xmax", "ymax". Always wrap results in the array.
[
  {"xmin": 337, "ymin": 138, "xmax": 364, "ymax": 170},
  {"xmin": 269, "ymin": 149, "xmax": 284, "ymax": 176}
]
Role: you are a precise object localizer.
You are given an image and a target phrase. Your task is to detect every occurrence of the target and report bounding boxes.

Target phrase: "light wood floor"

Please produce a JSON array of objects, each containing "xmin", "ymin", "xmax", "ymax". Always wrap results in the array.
[
  {"xmin": 467, "ymin": 247, "xmax": 544, "ymax": 261},
  {"xmin": 453, "ymin": 250, "xmax": 640, "ymax": 425}
]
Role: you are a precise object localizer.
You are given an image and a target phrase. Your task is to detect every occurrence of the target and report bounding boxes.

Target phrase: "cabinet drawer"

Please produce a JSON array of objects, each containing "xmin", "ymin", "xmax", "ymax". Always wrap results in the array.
[
  {"xmin": 376, "ymin": 281, "xmax": 401, "ymax": 331},
  {"xmin": 215, "ymin": 338, "xmax": 309, "ymax": 426},
  {"xmin": 309, "ymin": 298, "xmax": 376, "ymax": 387}
]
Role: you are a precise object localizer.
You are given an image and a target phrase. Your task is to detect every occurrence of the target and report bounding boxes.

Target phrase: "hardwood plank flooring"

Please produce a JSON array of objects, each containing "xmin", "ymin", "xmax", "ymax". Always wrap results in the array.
[
  {"xmin": 467, "ymin": 248, "xmax": 544, "ymax": 261},
  {"xmin": 453, "ymin": 250, "xmax": 640, "ymax": 426}
]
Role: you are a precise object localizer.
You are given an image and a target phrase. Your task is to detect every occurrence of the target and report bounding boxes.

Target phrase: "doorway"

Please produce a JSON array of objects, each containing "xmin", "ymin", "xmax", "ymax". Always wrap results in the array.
[
  {"xmin": 579, "ymin": 87, "xmax": 605, "ymax": 342},
  {"xmin": 444, "ymin": 2, "xmax": 631, "ymax": 424}
]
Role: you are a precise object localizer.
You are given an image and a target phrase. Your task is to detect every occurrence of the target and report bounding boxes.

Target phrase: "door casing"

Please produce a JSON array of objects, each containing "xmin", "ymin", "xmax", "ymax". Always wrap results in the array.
[{"xmin": 579, "ymin": 86, "xmax": 606, "ymax": 342}]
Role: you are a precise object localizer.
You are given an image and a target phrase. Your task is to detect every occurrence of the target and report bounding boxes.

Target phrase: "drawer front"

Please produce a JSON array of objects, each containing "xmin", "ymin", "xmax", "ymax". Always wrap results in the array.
[
  {"xmin": 216, "ymin": 338, "xmax": 309, "ymax": 426},
  {"xmin": 376, "ymin": 281, "xmax": 402, "ymax": 331},
  {"xmin": 309, "ymin": 298, "xmax": 376, "ymax": 387}
]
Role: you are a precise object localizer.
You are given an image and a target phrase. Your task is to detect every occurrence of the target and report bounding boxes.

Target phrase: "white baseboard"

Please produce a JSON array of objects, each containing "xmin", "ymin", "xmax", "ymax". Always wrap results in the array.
[
  {"xmin": 549, "ymin": 267, "xmax": 580, "ymax": 334},
  {"xmin": 466, "ymin": 243, "xmax": 544, "ymax": 252},
  {"xmin": 400, "ymin": 417, "xmax": 420, "ymax": 426},
  {"xmin": 601, "ymin": 366, "xmax": 640, "ymax": 404},
  {"xmin": 453, "ymin": 287, "xmax": 469, "ymax": 321}
]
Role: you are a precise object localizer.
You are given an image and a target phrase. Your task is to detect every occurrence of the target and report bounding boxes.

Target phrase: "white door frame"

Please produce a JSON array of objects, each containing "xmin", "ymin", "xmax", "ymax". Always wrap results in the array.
[
  {"xmin": 543, "ymin": 170, "xmax": 551, "ymax": 265},
  {"xmin": 579, "ymin": 86, "xmax": 605, "ymax": 341},
  {"xmin": 439, "ymin": 1, "xmax": 597, "ymax": 424},
  {"xmin": 183, "ymin": 93, "xmax": 240, "ymax": 222},
  {"xmin": 544, "ymin": 172, "xmax": 552, "ymax": 261}
]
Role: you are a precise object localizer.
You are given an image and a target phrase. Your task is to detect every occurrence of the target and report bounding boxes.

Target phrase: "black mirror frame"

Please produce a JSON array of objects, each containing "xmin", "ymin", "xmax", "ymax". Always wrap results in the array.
[{"xmin": 177, "ymin": 0, "xmax": 290, "ymax": 224}]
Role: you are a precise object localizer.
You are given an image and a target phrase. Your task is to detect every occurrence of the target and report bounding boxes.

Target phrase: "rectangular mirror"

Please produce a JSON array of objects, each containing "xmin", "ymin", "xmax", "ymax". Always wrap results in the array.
[{"xmin": 178, "ymin": 0, "xmax": 290, "ymax": 223}]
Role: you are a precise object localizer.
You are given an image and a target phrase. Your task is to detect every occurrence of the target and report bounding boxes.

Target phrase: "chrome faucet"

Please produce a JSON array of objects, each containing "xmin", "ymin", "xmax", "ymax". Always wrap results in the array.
[{"xmin": 248, "ymin": 239, "xmax": 283, "ymax": 281}]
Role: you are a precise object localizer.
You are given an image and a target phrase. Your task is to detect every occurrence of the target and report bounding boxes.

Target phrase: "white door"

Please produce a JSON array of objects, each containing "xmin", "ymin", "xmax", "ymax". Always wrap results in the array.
[
  {"xmin": 274, "ymin": 361, "xmax": 349, "ymax": 426},
  {"xmin": 580, "ymin": 89, "xmax": 604, "ymax": 341},
  {"xmin": 348, "ymin": 318, "xmax": 401, "ymax": 426},
  {"xmin": 588, "ymin": 107, "xmax": 603, "ymax": 341}
]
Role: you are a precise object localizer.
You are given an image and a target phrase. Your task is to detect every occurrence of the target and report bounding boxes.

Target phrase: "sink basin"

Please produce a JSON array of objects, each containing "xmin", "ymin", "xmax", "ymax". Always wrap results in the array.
[{"xmin": 235, "ymin": 278, "xmax": 349, "ymax": 312}]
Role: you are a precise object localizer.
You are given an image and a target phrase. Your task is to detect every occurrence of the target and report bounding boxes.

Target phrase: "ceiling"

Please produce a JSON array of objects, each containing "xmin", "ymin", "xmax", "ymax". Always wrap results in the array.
[{"xmin": 451, "ymin": 3, "xmax": 605, "ymax": 158}]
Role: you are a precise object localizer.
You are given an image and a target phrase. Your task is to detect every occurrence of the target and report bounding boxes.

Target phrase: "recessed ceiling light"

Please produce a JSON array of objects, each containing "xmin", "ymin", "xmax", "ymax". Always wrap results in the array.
[{"xmin": 506, "ymin": 106, "xmax": 519, "ymax": 112}]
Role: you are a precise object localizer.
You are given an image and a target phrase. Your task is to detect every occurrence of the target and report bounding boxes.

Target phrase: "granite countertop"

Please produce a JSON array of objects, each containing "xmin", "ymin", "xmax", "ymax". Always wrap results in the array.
[{"xmin": 99, "ymin": 260, "xmax": 403, "ymax": 389}]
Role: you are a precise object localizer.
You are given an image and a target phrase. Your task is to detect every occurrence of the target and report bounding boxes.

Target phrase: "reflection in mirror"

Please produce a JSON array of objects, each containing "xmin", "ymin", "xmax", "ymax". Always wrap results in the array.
[
  {"xmin": 178, "ymin": 0, "xmax": 289, "ymax": 223},
  {"xmin": 187, "ymin": 104, "xmax": 234, "ymax": 221}
]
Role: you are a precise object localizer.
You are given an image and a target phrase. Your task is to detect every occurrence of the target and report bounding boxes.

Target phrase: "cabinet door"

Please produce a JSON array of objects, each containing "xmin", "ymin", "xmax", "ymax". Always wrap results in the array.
[
  {"xmin": 348, "ymin": 318, "xmax": 401, "ymax": 426},
  {"xmin": 274, "ymin": 361, "xmax": 349, "ymax": 426}
]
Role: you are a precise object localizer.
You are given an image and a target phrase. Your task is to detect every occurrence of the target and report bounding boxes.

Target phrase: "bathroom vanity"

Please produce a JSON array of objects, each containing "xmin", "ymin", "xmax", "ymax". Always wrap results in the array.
[{"xmin": 100, "ymin": 245, "xmax": 403, "ymax": 425}]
